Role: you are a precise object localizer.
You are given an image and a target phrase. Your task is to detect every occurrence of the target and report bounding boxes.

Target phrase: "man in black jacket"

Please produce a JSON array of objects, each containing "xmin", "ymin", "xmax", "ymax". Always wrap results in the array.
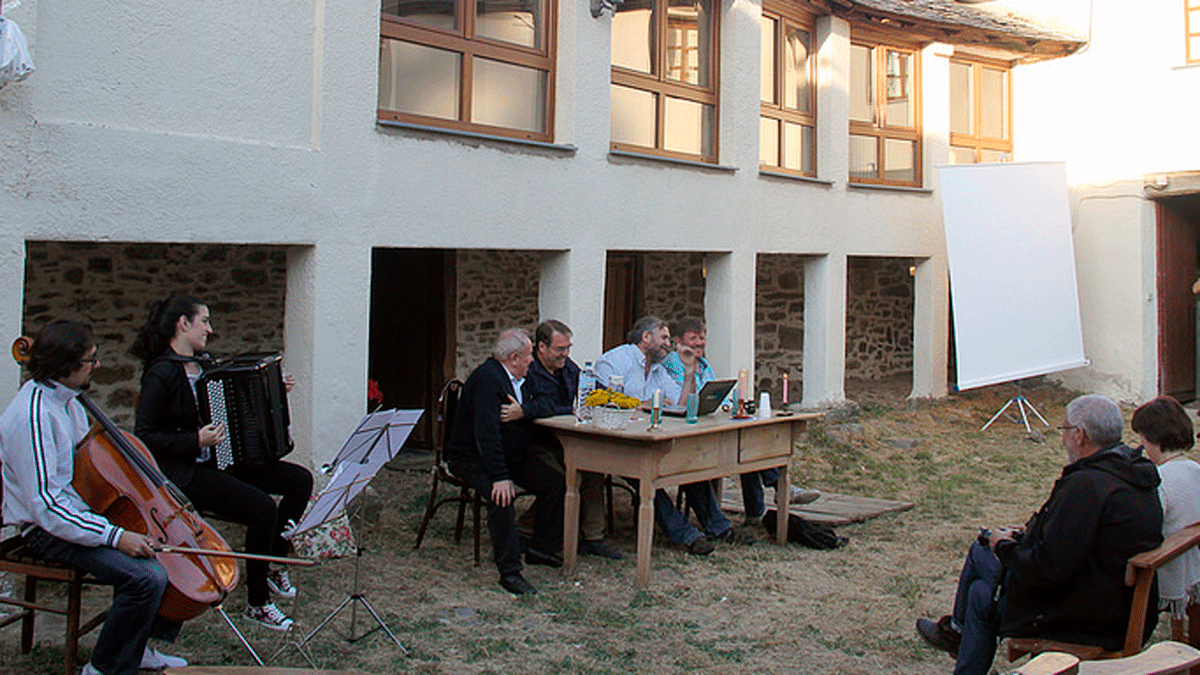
[
  {"xmin": 445, "ymin": 328, "xmax": 565, "ymax": 595},
  {"xmin": 502, "ymin": 320, "xmax": 622, "ymax": 560},
  {"xmin": 916, "ymin": 394, "xmax": 1163, "ymax": 675}
]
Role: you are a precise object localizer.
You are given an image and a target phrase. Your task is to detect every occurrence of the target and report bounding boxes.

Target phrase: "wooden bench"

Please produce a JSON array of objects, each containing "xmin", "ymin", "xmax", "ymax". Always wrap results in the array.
[
  {"xmin": 0, "ymin": 535, "xmax": 109, "ymax": 675},
  {"xmin": 1008, "ymin": 522, "xmax": 1200, "ymax": 670},
  {"xmin": 1014, "ymin": 641, "xmax": 1200, "ymax": 675}
]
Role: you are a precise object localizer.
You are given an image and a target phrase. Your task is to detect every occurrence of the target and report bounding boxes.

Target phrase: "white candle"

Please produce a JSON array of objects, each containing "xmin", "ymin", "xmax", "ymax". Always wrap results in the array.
[
  {"xmin": 652, "ymin": 388, "xmax": 662, "ymax": 409},
  {"xmin": 782, "ymin": 372, "xmax": 789, "ymax": 404}
]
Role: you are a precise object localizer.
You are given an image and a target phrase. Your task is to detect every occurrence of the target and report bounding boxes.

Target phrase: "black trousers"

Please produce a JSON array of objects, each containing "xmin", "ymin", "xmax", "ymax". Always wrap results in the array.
[
  {"xmin": 448, "ymin": 456, "xmax": 564, "ymax": 577},
  {"xmin": 181, "ymin": 460, "xmax": 313, "ymax": 606}
]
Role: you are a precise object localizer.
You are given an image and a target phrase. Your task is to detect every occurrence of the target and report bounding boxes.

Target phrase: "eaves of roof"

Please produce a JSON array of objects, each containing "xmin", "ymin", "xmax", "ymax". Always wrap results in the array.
[{"xmin": 828, "ymin": 0, "xmax": 1086, "ymax": 62}]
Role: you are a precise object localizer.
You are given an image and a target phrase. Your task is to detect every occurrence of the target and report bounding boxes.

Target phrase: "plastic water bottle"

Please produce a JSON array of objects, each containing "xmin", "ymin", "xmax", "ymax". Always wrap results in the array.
[{"xmin": 576, "ymin": 361, "xmax": 596, "ymax": 422}]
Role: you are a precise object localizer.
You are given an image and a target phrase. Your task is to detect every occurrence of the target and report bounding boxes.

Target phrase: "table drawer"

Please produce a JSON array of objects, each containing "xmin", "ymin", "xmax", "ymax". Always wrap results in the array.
[{"xmin": 738, "ymin": 423, "xmax": 791, "ymax": 462}]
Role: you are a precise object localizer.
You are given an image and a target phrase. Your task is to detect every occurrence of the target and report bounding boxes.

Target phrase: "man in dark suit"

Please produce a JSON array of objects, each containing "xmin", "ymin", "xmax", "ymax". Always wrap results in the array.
[
  {"xmin": 445, "ymin": 328, "xmax": 565, "ymax": 595},
  {"xmin": 502, "ymin": 320, "xmax": 623, "ymax": 560}
]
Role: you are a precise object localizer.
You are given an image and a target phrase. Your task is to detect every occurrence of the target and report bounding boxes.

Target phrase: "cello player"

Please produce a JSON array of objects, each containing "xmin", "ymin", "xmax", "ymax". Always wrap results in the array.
[{"xmin": 0, "ymin": 320, "xmax": 188, "ymax": 675}]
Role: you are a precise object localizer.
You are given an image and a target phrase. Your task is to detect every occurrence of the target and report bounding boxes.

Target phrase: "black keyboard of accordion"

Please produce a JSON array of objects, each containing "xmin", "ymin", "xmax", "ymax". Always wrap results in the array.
[{"xmin": 196, "ymin": 353, "xmax": 293, "ymax": 470}]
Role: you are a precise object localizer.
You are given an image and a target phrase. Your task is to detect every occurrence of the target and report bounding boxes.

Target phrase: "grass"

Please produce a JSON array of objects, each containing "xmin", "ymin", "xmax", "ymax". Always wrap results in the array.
[{"xmin": 1, "ymin": 378, "xmax": 1169, "ymax": 674}]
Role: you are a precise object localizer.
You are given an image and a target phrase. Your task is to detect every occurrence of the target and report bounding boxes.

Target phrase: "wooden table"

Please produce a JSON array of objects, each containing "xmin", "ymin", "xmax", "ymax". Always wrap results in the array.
[{"xmin": 537, "ymin": 411, "xmax": 820, "ymax": 588}]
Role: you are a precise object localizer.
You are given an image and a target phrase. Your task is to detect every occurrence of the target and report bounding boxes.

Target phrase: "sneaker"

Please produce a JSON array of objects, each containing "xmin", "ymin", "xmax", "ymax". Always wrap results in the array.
[
  {"xmin": 140, "ymin": 645, "xmax": 188, "ymax": 670},
  {"xmin": 267, "ymin": 568, "xmax": 297, "ymax": 599},
  {"xmin": 743, "ymin": 514, "xmax": 763, "ymax": 528},
  {"xmin": 788, "ymin": 485, "xmax": 821, "ymax": 504},
  {"xmin": 244, "ymin": 602, "xmax": 294, "ymax": 631}
]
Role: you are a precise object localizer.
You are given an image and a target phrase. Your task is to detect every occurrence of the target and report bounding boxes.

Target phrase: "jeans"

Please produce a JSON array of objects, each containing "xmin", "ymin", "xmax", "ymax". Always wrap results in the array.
[
  {"xmin": 23, "ymin": 528, "xmax": 181, "ymax": 675},
  {"xmin": 739, "ymin": 468, "xmax": 781, "ymax": 519},
  {"xmin": 649, "ymin": 482, "xmax": 733, "ymax": 546},
  {"xmin": 952, "ymin": 540, "xmax": 1004, "ymax": 675},
  {"xmin": 448, "ymin": 456, "xmax": 564, "ymax": 577}
]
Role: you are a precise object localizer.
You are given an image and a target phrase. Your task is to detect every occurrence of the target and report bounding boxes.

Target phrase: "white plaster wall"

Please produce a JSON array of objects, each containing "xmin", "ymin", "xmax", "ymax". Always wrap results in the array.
[
  {"xmin": 0, "ymin": 0, "xmax": 959, "ymax": 461},
  {"xmin": 1053, "ymin": 183, "xmax": 1156, "ymax": 403},
  {"xmin": 1012, "ymin": 0, "xmax": 1200, "ymax": 402}
]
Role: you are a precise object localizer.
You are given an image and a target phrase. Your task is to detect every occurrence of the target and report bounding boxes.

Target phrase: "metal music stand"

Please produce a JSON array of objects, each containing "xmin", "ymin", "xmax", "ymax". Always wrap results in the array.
[
  {"xmin": 981, "ymin": 380, "xmax": 1050, "ymax": 435},
  {"xmin": 274, "ymin": 408, "xmax": 422, "ymax": 664}
]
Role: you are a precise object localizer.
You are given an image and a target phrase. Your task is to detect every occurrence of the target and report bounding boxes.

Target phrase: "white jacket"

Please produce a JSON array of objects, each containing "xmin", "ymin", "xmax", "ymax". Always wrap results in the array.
[{"xmin": 0, "ymin": 379, "xmax": 122, "ymax": 548}]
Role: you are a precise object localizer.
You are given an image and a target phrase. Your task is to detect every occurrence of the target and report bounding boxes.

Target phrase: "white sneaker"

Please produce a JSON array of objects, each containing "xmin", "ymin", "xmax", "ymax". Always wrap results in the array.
[
  {"xmin": 140, "ymin": 645, "xmax": 188, "ymax": 670},
  {"xmin": 80, "ymin": 664, "xmax": 104, "ymax": 675},
  {"xmin": 267, "ymin": 568, "xmax": 297, "ymax": 599},
  {"xmin": 244, "ymin": 602, "xmax": 294, "ymax": 631},
  {"xmin": 788, "ymin": 485, "xmax": 821, "ymax": 504}
]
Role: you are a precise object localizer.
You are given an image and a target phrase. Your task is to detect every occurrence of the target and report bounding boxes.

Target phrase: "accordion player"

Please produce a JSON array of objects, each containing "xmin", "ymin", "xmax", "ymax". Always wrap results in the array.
[{"xmin": 195, "ymin": 353, "xmax": 294, "ymax": 471}]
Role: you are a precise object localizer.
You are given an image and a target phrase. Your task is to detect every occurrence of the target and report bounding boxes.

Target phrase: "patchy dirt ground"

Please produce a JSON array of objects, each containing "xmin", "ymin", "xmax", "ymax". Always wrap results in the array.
[{"xmin": 0, "ymin": 377, "xmax": 1171, "ymax": 674}]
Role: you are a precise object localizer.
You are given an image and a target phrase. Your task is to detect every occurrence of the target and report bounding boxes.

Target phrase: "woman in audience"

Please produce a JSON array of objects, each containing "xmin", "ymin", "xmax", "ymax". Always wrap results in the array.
[{"xmin": 1132, "ymin": 396, "xmax": 1200, "ymax": 622}]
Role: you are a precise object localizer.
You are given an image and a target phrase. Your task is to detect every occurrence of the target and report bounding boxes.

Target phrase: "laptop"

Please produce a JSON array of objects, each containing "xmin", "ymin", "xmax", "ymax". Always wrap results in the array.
[{"xmin": 662, "ymin": 379, "xmax": 736, "ymax": 417}]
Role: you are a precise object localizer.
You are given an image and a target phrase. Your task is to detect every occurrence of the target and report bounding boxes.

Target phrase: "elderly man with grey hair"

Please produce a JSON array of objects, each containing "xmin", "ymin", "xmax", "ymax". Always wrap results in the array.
[
  {"xmin": 915, "ymin": 394, "xmax": 1164, "ymax": 675},
  {"xmin": 445, "ymin": 328, "xmax": 565, "ymax": 595}
]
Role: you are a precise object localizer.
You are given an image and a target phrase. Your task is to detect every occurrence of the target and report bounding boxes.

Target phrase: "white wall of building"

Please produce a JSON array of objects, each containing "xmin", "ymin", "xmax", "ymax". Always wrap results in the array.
[
  {"xmin": 1013, "ymin": 0, "xmax": 1200, "ymax": 402},
  {"xmin": 0, "ymin": 0, "xmax": 957, "ymax": 463}
]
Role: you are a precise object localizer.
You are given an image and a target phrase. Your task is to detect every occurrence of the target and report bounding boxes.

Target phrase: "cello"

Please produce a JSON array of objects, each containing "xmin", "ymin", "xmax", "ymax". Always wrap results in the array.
[{"xmin": 11, "ymin": 336, "xmax": 311, "ymax": 623}]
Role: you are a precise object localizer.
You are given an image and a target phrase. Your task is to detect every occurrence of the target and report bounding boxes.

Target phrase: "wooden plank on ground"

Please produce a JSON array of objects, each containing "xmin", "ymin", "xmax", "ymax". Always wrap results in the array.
[{"xmin": 717, "ymin": 479, "xmax": 913, "ymax": 526}]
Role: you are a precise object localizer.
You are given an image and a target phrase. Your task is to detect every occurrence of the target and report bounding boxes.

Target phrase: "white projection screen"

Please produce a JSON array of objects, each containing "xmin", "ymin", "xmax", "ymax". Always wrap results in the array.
[{"xmin": 937, "ymin": 162, "xmax": 1087, "ymax": 391}]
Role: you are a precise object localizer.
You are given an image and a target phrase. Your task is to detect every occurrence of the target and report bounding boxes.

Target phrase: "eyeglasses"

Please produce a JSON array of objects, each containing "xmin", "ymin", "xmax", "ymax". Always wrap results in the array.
[{"xmin": 80, "ymin": 354, "xmax": 100, "ymax": 365}]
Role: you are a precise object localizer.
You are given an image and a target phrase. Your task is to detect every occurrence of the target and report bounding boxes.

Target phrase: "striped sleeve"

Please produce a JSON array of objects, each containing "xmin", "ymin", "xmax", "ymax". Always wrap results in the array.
[{"xmin": 15, "ymin": 387, "xmax": 122, "ymax": 547}]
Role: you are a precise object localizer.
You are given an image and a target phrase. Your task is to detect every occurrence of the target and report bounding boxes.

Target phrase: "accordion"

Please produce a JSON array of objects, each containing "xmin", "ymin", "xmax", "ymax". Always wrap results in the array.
[{"xmin": 196, "ymin": 353, "xmax": 293, "ymax": 470}]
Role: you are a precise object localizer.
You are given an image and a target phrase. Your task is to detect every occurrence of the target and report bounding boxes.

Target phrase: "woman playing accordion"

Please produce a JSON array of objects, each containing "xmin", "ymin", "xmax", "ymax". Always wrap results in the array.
[{"xmin": 132, "ymin": 294, "xmax": 312, "ymax": 631}]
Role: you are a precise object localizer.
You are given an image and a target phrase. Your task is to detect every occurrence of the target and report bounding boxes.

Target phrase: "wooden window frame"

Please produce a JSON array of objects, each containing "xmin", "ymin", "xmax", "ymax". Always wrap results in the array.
[
  {"xmin": 759, "ymin": 2, "xmax": 817, "ymax": 177},
  {"xmin": 949, "ymin": 56, "xmax": 1013, "ymax": 164},
  {"xmin": 379, "ymin": 1, "xmax": 558, "ymax": 142},
  {"xmin": 610, "ymin": 0, "xmax": 721, "ymax": 164},
  {"xmin": 848, "ymin": 34, "xmax": 922, "ymax": 187},
  {"xmin": 1188, "ymin": 0, "xmax": 1200, "ymax": 64}
]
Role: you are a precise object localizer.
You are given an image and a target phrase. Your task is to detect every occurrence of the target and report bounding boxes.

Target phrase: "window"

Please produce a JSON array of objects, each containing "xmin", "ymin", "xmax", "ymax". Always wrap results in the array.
[
  {"xmin": 949, "ymin": 57, "xmax": 1011, "ymax": 164},
  {"xmin": 611, "ymin": 0, "xmax": 719, "ymax": 163},
  {"xmin": 378, "ymin": 0, "xmax": 556, "ymax": 142},
  {"xmin": 848, "ymin": 38, "xmax": 921, "ymax": 186},
  {"xmin": 1189, "ymin": 0, "xmax": 1200, "ymax": 63},
  {"xmin": 760, "ymin": 3, "xmax": 816, "ymax": 176}
]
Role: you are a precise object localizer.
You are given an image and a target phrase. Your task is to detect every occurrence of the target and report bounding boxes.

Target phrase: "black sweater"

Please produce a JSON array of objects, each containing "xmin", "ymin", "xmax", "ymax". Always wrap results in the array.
[
  {"xmin": 996, "ymin": 444, "xmax": 1163, "ymax": 649},
  {"xmin": 135, "ymin": 350, "xmax": 214, "ymax": 488}
]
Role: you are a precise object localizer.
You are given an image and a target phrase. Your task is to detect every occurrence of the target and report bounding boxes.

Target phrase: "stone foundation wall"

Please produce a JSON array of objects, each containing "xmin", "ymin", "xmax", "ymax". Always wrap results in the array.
[
  {"xmin": 846, "ymin": 257, "xmax": 914, "ymax": 380},
  {"xmin": 640, "ymin": 253, "xmax": 706, "ymax": 330},
  {"xmin": 455, "ymin": 249, "xmax": 541, "ymax": 380},
  {"xmin": 22, "ymin": 242, "xmax": 290, "ymax": 428},
  {"xmin": 754, "ymin": 254, "xmax": 807, "ymax": 403}
]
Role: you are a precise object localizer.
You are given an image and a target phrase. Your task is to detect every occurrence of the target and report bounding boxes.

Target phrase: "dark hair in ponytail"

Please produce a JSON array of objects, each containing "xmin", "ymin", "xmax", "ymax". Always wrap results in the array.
[{"xmin": 131, "ymin": 294, "xmax": 205, "ymax": 364}]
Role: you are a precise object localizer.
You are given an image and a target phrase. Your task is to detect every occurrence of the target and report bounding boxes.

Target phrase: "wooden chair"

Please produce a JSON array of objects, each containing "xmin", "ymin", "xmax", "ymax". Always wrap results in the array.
[
  {"xmin": 1015, "ymin": 641, "xmax": 1200, "ymax": 675},
  {"xmin": 413, "ymin": 379, "xmax": 488, "ymax": 564},
  {"xmin": 0, "ymin": 534, "xmax": 109, "ymax": 675},
  {"xmin": 1008, "ymin": 522, "xmax": 1200, "ymax": 669}
]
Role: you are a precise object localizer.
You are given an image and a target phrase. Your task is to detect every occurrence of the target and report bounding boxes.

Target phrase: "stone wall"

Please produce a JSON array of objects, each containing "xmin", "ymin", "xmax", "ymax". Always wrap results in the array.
[
  {"xmin": 755, "ymin": 254, "xmax": 807, "ymax": 403},
  {"xmin": 454, "ymin": 249, "xmax": 541, "ymax": 380},
  {"xmin": 639, "ymin": 253, "xmax": 706, "ymax": 329},
  {"xmin": 845, "ymin": 257, "xmax": 914, "ymax": 380},
  {"xmin": 22, "ymin": 242, "xmax": 290, "ymax": 428}
]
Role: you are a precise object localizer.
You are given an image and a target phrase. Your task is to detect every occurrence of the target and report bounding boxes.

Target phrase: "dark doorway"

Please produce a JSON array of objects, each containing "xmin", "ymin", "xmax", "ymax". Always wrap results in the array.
[
  {"xmin": 604, "ymin": 253, "xmax": 642, "ymax": 351},
  {"xmin": 1157, "ymin": 195, "xmax": 1200, "ymax": 401},
  {"xmin": 369, "ymin": 248, "xmax": 456, "ymax": 449}
]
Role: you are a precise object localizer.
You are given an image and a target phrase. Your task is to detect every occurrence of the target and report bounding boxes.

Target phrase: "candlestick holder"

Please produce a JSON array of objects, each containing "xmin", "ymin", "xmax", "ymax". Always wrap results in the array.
[{"xmin": 732, "ymin": 399, "xmax": 752, "ymax": 420}]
